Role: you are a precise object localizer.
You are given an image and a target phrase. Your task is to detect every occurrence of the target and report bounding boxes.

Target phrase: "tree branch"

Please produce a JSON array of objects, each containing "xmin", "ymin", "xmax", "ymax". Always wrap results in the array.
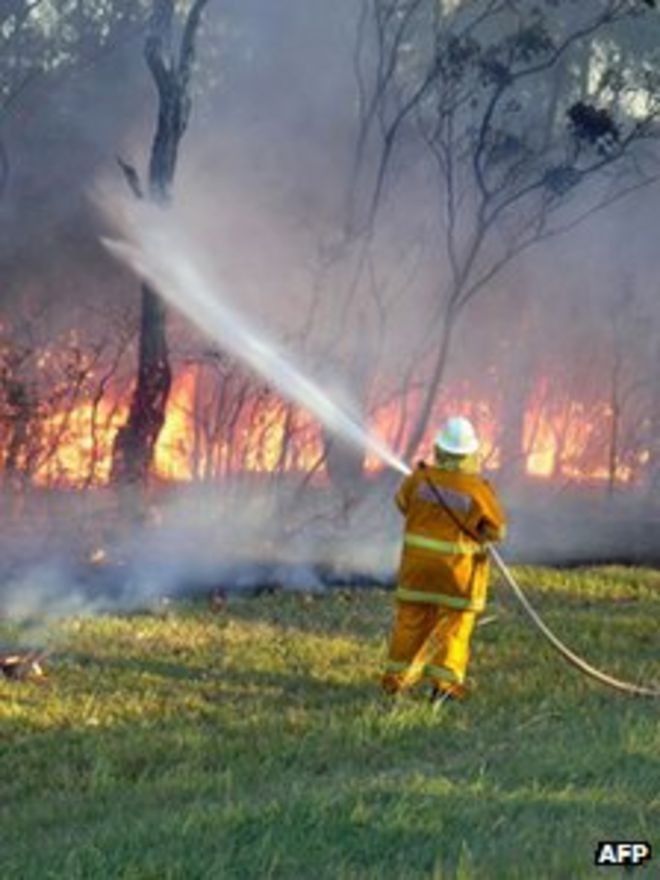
[
  {"xmin": 179, "ymin": 0, "xmax": 213, "ymax": 91},
  {"xmin": 144, "ymin": 0, "xmax": 175, "ymax": 96},
  {"xmin": 116, "ymin": 156, "xmax": 144, "ymax": 199}
]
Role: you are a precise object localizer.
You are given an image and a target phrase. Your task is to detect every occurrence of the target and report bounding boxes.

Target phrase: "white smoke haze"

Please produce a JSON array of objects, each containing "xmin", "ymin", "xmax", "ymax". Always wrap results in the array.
[
  {"xmin": 1, "ymin": 1, "xmax": 659, "ymax": 627},
  {"xmin": 0, "ymin": 482, "xmax": 402, "ymax": 625}
]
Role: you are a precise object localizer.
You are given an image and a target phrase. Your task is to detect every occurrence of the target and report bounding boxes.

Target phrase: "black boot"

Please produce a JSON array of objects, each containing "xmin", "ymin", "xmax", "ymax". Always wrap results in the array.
[{"xmin": 429, "ymin": 686, "xmax": 457, "ymax": 708}]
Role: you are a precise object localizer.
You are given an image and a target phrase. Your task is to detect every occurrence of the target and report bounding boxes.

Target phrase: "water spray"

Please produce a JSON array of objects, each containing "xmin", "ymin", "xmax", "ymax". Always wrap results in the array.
[
  {"xmin": 102, "ymin": 208, "xmax": 405, "ymax": 477},
  {"xmin": 103, "ymin": 206, "xmax": 659, "ymax": 699}
]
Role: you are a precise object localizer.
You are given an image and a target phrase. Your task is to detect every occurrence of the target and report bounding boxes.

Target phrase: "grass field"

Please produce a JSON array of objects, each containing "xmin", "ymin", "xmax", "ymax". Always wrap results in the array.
[{"xmin": 1, "ymin": 566, "xmax": 659, "ymax": 879}]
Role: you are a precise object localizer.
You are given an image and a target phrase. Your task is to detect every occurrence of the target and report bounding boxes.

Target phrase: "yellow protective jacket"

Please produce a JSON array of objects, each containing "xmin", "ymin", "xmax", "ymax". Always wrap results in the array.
[{"xmin": 394, "ymin": 460, "xmax": 506, "ymax": 613}]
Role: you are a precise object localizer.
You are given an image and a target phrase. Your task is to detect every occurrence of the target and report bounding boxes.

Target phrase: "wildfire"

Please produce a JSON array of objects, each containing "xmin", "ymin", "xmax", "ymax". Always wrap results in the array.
[
  {"xmin": 522, "ymin": 393, "xmax": 634, "ymax": 484},
  {"xmin": 34, "ymin": 398, "xmax": 127, "ymax": 487},
  {"xmin": 14, "ymin": 366, "xmax": 645, "ymax": 489},
  {"xmin": 153, "ymin": 369, "xmax": 196, "ymax": 481}
]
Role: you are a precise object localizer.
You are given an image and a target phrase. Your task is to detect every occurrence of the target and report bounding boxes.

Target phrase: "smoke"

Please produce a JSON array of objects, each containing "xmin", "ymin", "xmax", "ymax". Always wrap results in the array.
[
  {"xmin": 99, "ymin": 194, "xmax": 409, "ymax": 476},
  {"xmin": 0, "ymin": 0, "xmax": 659, "ymax": 630},
  {"xmin": 4, "ymin": 0, "xmax": 657, "ymax": 400},
  {"xmin": 0, "ymin": 481, "xmax": 402, "ymax": 624}
]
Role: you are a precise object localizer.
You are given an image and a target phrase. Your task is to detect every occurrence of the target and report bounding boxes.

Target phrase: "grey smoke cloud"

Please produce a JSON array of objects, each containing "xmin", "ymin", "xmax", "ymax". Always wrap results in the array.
[{"xmin": 0, "ymin": 1, "xmax": 658, "ymax": 629}]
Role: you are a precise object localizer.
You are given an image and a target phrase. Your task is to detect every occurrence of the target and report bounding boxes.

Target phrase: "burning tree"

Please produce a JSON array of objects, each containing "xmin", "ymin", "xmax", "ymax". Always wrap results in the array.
[
  {"xmin": 110, "ymin": 0, "xmax": 211, "ymax": 489},
  {"xmin": 0, "ymin": 1, "xmax": 151, "ymax": 498},
  {"xmin": 2, "ymin": 1, "xmax": 659, "ymax": 498},
  {"xmin": 0, "ymin": 302, "xmax": 135, "ymax": 493},
  {"xmin": 352, "ymin": 0, "xmax": 660, "ymax": 467}
]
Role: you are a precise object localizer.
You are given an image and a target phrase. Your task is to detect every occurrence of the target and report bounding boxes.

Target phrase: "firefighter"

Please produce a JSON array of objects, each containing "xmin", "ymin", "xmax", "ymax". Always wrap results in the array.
[{"xmin": 382, "ymin": 416, "xmax": 506, "ymax": 705}]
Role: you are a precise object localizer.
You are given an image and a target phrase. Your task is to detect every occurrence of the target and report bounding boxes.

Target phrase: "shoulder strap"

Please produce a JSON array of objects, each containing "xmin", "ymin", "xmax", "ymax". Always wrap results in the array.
[{"xmin": 418, "ymin": 463, "xmax": 481, "ymax": 544}]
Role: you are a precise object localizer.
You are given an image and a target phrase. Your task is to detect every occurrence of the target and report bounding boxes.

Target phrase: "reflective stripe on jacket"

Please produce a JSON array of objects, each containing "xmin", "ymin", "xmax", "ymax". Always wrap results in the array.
[{"xmin": 394, "ymin": 461, "xmax": 506, "ymax": 609}]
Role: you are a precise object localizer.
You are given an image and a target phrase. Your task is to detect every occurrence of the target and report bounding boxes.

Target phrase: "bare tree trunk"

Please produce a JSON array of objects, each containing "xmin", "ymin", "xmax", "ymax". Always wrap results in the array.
[
  {"xmin": 3, "ymin": 377, "xmax": 32, "ymax": 491},
  {"xmin": 111, "ymin": 0, "xmax": 210, "ymax": 488},
  {"xmin": 112, "ymin": 286, "xmax": 171, "ymax": 485}
]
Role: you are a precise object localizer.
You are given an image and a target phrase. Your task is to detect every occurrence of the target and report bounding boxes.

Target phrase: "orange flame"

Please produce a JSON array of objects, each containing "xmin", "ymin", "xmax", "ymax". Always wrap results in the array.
[{"xmin": 19, "ymin": 366, "xmax": 643, "ymax": 488}]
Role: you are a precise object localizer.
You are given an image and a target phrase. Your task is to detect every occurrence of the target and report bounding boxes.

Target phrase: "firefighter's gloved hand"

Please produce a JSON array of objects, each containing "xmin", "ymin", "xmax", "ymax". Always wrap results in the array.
[{"xmin": 477, "ymin": 522, "xmax": 503, "ymax": 543}]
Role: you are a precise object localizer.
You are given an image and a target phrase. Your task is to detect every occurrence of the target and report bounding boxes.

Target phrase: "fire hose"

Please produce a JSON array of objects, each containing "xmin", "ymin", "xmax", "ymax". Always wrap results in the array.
[
  {"xmin": 405, "ymin": 462, "xmax": 660, "ymax": 698},
  {"xmin": 487, "ymin": 545, "xmax": 660, "ymax": 698}
]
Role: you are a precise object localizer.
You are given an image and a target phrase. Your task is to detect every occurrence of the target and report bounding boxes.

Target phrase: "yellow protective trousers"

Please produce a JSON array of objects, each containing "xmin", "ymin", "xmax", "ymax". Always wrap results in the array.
[{"xmin": 382, "ymin": 600, "xmax": 476, "ymax": 697}]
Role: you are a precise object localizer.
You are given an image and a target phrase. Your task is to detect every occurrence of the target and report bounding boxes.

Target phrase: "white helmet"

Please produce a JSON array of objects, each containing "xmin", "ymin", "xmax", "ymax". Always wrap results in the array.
[{"xmin": 435, "ymin": 416, "xmax": 479, "ymax": 456}]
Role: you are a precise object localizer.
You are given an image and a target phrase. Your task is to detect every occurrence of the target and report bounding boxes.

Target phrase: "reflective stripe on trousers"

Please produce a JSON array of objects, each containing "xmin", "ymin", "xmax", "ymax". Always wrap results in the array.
[
  {"xmin": 395, "ymin": 585, "xmax": 485, "ymax": 613},
  {"xmin": 385, "ymin": 658, "xmax": 462, "ymax": 684}
]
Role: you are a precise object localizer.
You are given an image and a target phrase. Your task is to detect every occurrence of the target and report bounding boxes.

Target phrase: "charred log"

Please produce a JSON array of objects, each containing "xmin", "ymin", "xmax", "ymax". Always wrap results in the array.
[{"xmin": 0, "ymin": 649, "xmax": 48, "ymax": 681}]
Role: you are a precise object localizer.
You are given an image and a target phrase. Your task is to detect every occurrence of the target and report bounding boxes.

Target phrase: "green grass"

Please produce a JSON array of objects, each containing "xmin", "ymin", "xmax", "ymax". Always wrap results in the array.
[{"xmin": 1, "ymin": 566, "xmax": 659, "ymax": 880}]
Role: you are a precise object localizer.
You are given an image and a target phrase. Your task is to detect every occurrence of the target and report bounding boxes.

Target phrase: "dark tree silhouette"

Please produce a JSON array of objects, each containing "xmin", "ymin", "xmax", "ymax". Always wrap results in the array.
[{"xmin": 111, "ymin": 0, "xmax": 211, "ymax": 488}]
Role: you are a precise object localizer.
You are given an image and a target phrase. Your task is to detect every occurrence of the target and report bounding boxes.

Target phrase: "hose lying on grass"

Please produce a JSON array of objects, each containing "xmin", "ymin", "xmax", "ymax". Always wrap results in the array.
[
  {"xmin": 406, "ymin": 461, "xmax": 659, "ymax": 698},
  {"xmin": 488, "ymin": 545, "xmax": 660, "ymax": 698}
]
